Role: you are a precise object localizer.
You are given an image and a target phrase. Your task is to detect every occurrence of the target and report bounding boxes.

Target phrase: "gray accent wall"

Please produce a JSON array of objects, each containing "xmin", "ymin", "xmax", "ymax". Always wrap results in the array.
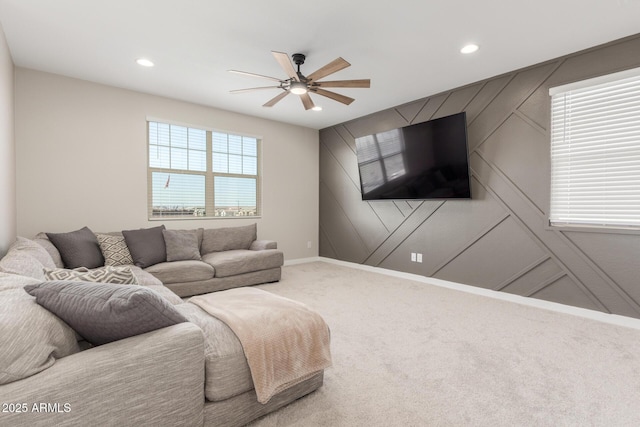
[{"xmin": 319, "ymin": 34, "xmax": 640, "ymax": 318}]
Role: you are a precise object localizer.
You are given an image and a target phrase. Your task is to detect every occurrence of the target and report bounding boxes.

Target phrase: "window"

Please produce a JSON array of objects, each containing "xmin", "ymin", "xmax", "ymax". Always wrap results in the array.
[
  {"xmin": 148, "ymin": 121, "xmax": 260, "ymax": 219},
  {"xmin": 549, "ymin": 67, "xmax": 640, "ymax": 229},
  {"xmin": 355, "ymin": 128, "xmax": 406, "ymax": 194}
]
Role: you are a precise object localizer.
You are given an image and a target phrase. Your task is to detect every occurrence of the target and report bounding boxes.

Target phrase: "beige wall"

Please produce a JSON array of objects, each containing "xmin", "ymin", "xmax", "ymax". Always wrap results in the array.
[
  {"xmin": 0, "ymin": 23, "xmax": 15, "ymax": 257},
  {"xmin": 15, "ymin": 68, "xmax": 319, "ymax": 260}
]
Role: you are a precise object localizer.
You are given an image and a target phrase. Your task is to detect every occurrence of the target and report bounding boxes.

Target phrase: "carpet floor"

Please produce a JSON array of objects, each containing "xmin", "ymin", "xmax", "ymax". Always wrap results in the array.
[{"xmin": 249, "ymin": 261, "xmax": 640, "ymax": 427}]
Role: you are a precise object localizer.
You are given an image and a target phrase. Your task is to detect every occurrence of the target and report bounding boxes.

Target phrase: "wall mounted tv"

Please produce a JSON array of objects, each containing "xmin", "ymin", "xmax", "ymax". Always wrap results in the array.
[{"xmin": 355, "ymin": 112, "xmax": 471, "ymax": 200}]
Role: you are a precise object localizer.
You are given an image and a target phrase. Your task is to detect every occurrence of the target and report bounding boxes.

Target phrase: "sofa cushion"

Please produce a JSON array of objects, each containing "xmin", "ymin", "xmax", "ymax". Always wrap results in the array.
[
  {"xmin": 44, "ymin": 266, "xmax": 139, "ymax": 285},
  {"xmin": 127, "ymin": 266, "xmax": 183, "ymax": 305},
  {"xmin": 122, "ymin": 225, "xmax": 167, "ymax": 268},
  {"xmin": 0, "ymin": 237, "xmax": 57, "ymax": 280},
  {"xmin": 46, "ymin": 227, "xmax": 105, "ymax": 269},
  {"xmin": 163, "ymin": 229, "xmax": 202, "ymax": 262},
  {"xmin": 145, "ymin": 260, "xmax": 214, "ymax": 285},
  {"xmin": 200, "ymin": 223, "xmax": 256, "ymax": 254},
  {"xmin": 202, "ymin": 249, "xmax": 283, "ymax": 278},
  {"xmin": 0, "ymin": 251, "xmax": 45, "ymax": 280},
  {"xmin": 0, "ymin": 273, "xmax": 80, "ymax": 385},
  {"xmin": 175, "ymin": 302, "xmax": 254, "ymax": 401},
  {"xmin": 10, "ymin": 237, "xmax": 56, "ymax": 269},
  {"xmin": 96, "ymin": 233, "xmax": 134, "ymax": 266},
  {"xmin": 34, "ymin": 233, "xmax": 65, "ymax": 268},
  {"xmin": 24, "ymin": 281, "xmax": 187, "ymax": 346}
]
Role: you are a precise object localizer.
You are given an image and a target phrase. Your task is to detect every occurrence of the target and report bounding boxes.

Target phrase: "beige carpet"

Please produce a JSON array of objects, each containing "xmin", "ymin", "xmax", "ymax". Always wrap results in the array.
[{"xmin": 248, "ymin": 261, "xmax": 640, "ymax": 427}]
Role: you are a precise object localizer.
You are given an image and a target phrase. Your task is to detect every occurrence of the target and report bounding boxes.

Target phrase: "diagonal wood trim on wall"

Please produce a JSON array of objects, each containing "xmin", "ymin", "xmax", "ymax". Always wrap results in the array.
[{"xmin": 319, "ymin": 33, "xmax": 640, "ymax": 318}]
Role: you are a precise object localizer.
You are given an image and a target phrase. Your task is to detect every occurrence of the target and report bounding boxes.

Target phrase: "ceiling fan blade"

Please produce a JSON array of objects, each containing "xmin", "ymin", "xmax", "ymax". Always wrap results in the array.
[
  {"xmin": 228, "ymin": 70, "xmax": 283, "ymax": 82},
  {"xmin": 312, "ymin": 88, "xmax": 355, "ymax": 105},
  {"xmin": 272, "ymin": 51, "xmax": 299, "ymax": 82},
  {"xmin": 300, "ymin": 93, "xmax": 315, "ymax": 110},
  {"xmin": 306, "ymin": 57, "xmax": 350, "ymax": 82},
  {"xmin": 313, "ymin": 79, "xmax": 370, "ymax": 88},
  {"xmin": 230, "ymin": 86, "xmax": 282, "ymax": 94},
  {"xmin": 263, "ymin": 90, "xmax": 290, "ymax": 107}
]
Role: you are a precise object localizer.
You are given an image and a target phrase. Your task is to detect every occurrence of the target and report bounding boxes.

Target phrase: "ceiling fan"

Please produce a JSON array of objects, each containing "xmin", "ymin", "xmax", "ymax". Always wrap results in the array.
[{"xmin": 229, "ymin": 51, "xmax": 371, "ymax": 110}]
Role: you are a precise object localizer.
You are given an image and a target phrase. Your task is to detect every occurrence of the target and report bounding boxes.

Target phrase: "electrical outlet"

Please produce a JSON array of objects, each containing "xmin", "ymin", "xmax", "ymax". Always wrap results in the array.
[
  {"xmin": 417, "ymin": 253, "xmax": 423, "ymax": 263},
  {"xmin": 307, "ymin": 241, "xmax": 312, "ymax": 249},
  {"xmin": 411, "ymin": 252, "xmax": 417, "ymax": 262}
]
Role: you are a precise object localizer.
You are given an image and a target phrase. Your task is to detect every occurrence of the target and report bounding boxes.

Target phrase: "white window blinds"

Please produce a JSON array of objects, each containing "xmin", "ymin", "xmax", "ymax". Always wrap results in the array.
[
  {"xmin": 148, "ymin": 121, "xmax": 261, "ymax": 219},
  {"xmin": 549, "ymin": 67, "xmax": 640, "ymax": 229}
]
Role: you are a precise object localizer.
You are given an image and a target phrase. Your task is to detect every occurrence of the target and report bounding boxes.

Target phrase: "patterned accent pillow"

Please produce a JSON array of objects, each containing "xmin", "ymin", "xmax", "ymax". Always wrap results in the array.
[
  {"xmin": 43, "ymin": 266, "xmax": 139, "ymax": 285},
  {"xmin": 96, "ymin": 233, "xmax": 134, "ymax": 266}
]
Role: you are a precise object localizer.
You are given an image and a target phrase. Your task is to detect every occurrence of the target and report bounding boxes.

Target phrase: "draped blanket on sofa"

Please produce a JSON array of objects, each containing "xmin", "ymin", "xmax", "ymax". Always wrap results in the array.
[{"xmin": 190, "ymin": 287, "xmax": 332, "ymax": 404}]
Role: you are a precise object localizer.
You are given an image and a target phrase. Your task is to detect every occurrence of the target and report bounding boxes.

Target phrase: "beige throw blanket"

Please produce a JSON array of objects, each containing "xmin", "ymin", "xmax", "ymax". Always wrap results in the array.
[{"xmin": 189, "ymin": 287, "xmax": 332, "ymax": 404}]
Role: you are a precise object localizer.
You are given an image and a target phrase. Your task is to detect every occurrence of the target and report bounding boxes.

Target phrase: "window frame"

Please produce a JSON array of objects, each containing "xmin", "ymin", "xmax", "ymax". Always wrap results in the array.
[{"xmin": 146, "ymin": 118, "xmax": 262, "ymax": 220}]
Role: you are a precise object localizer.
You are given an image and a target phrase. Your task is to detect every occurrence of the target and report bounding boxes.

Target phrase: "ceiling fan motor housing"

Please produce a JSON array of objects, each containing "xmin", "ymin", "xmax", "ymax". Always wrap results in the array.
[{"xmin": 292, "ymin": 53, "xmax": 306, "ymax": 66}]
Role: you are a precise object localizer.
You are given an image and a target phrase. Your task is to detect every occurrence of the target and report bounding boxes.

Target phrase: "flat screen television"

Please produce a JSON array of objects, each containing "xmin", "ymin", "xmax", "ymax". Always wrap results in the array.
[{"xmin": 355, "ymin": 112, "xmax": 471, "ymax": 200}]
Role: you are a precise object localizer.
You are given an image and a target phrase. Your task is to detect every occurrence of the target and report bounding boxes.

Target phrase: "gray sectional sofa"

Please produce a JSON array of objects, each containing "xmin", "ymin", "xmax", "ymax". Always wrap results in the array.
[
  {"xmin": 35, "ymin": 223, "xmax": 284, "ymax": 297},
  {"xmin": 0, "ymin": 225, "xmax": 326, "ymax": 427}
]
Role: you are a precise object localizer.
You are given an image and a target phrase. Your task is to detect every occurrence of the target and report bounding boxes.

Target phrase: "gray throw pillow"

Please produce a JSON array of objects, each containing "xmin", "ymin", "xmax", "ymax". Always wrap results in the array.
[
  {"xmin": 24, "ymin": 281, "xmax": 187, "ymax": 346},
  {"xmin": 122, "ymin": 225, "xmax": 166, "ymax": 269},
  {"xmin": 163, "ymin": 229, "xmax": 202, "ymax": 262},
  {"xmin": 201, "ymin": 223, "xmax": 257, "ymax": 254},
  {"xmin": 46, "ymin": 227, "xmax": 105, "ymax": 269}
]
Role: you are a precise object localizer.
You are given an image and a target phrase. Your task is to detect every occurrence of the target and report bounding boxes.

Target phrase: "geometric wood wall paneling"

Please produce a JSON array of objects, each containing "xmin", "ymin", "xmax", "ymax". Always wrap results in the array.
[
  {"xmin": 342, "ymin": 108, "xmax": 409, "ymax": 139},
  {"xmin": 497, "ymin": 256, "xmax": 564, "ymax": 295},
  {"xmin": 319, "ymin": 33, "xmax": 640, "ymax": 319},
  {"xmin": 320, "ymin": 143, "xmax": 388, "ymax": 253},
  {"xmin": 412, "ymin": 93, "xmax": 449, "ymax": 124},
  {"xmin": 319, "ymin": 226, "xmax": 338, "ymax": 259},
  {"xmin": 364, "ymin": 200, "xmax": 443, "ymax": 267},
  {"xmin": 471, "ymin": 151, "xmax": 640, "ymax": 316},
  {"xmin": 467, "ymin": 61, "xmax": 560, "ymax": 152},
  {"xmin": 430, "ymin": 83, "xmax": 484, "ymax": 120},
  {"xmin": 561, "ymin": 231, "xmax": 640, "ymax": 307},
  {"xmin": 433, "ymin": 215, "xmax": 548, "ymax": 289},
  {"xmin": 367, "ymin": 201, "xmax": 408, "ymax": 232},
  {"xmin": 464, "ymin": 75, "xmax": 513, "ymax": 124},
  {"xmin": 375, "ymin": 179, "xmax": 507, "ymax": 275},
  {"xmin": 545, "ymin": 36, "xmax": 640, "ymax": 92},
  {"xmin": 530, "ymin": 276, "xmax": 604, "ymax": 312},
  {"xmin": 320, "ymin": 127, "xmax": 360, "ymax": 187},
  {"xmin": 396, "ymin": 99, "xmax": 429, "ymax": 124},
  {"xmin": 477, "ymin": 114, "xmax": 550, "ymax": 214},
  {"xmin": 319, "ymin": 181, "xmax": 370, "ymax": 263}
]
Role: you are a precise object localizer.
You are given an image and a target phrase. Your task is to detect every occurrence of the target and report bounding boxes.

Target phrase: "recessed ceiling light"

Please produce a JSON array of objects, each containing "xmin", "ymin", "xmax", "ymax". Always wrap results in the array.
[
  {"xmin": 460, "ymin": 44, "xmax": 479, "ymax": 54},
  {"xmin": 136, "ymin": 58, "xmax": 155, "ymax": 67},
  {"xmin": 312, "ymin": 106, "xmax": 322, "ymax": 111}
]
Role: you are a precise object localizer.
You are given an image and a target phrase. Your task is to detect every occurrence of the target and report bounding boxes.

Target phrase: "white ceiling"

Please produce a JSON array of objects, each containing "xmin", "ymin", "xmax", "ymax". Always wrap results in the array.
[{"xmin": 1, "ymin": 0, "xmax": 639, "ymax": 130}]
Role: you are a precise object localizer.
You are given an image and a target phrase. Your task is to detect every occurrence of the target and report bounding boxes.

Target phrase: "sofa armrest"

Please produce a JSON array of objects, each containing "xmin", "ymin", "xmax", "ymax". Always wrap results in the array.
[
  {"xmin": 0, "ymin": 323, "xmax": 205, "ymax": 427},
  {"xmin": 250, "ymin": 240, "xmax": 277, "ymax": 250}
]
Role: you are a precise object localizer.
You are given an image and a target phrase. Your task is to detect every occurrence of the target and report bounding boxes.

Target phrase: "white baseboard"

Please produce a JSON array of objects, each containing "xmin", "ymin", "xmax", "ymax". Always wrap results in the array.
[
  {"xmin": 288, "ymin": 256, "xmax": 640, "ymax": 331},
  {"xmin": 284, "ymin": 256, "xmax": 323, "ymax": 266}
]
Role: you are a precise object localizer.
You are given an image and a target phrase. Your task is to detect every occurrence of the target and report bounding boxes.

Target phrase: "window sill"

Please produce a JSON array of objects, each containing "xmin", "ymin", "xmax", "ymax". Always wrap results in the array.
[{"xmin": 546, "ymin": 223, "xmax": 640, "ymax": 235}]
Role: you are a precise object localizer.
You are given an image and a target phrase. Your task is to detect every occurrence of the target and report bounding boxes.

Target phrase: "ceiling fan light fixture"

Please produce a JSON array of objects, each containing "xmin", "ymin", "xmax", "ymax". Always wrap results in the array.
[
  {"xmin": 289, "ymin": 81, "xmax": 308, "ymax": 95},
  {"xmin": 312, "ymin": 105, "xmax": 322, "ymax": 111}
]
